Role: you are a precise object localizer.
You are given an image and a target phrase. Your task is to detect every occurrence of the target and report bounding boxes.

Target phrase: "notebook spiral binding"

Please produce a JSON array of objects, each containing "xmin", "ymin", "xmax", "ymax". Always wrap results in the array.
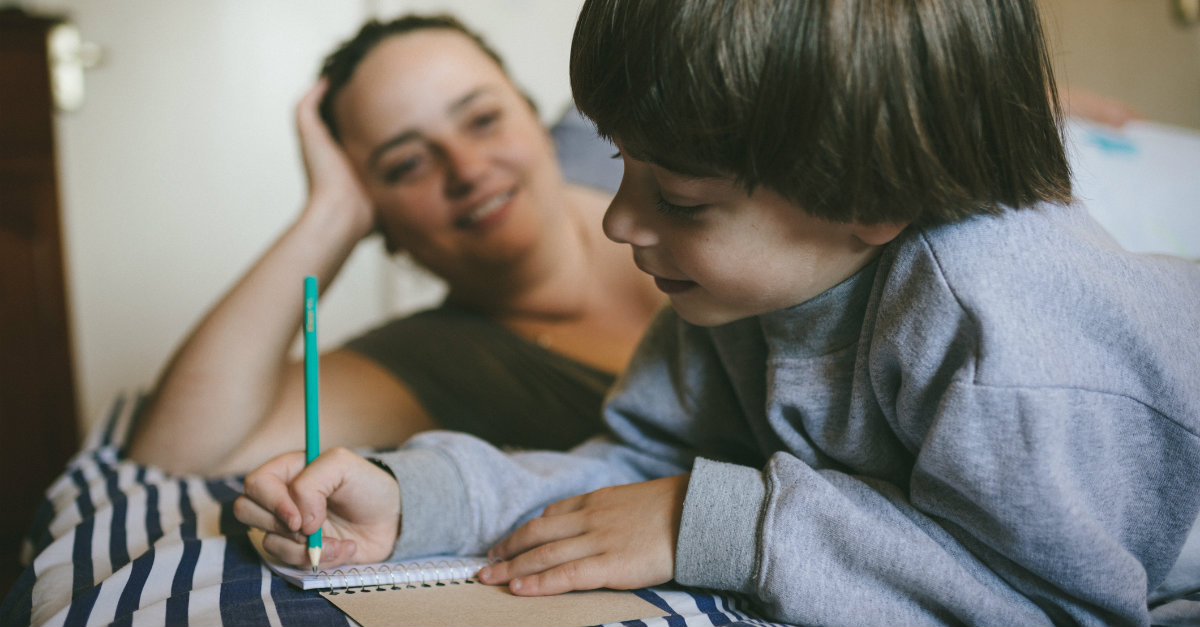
[{"xmin": 322, "ymin": 558, "xmax": 490, "ymax": 595}]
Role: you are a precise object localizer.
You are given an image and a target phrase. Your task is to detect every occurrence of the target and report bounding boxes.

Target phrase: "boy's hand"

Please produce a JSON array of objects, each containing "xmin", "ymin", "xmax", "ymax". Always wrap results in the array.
[
  {"xmin": 479, "ymin": 474, "xmax": 689, "ymax": 595},
  {"xmin": 234, "ymin": 447, "xmax": 401, "ymax": 570}
]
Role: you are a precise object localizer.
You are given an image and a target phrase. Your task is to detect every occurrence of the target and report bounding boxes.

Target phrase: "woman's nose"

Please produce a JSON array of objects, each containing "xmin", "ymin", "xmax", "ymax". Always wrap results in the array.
[
  {"xmin": 603, "ymin": 178, "xmax": 658, "ymax": 247},
  {"xmin": 443, "ymin": 141, "xmax": 487, "ymax": 197}
]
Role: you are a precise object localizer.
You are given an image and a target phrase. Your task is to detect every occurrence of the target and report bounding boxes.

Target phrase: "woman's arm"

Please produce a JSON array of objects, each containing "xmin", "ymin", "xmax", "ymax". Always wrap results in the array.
[{"xmin": 127, "ymin": 82, "xmax": 425, "ymax": 475}]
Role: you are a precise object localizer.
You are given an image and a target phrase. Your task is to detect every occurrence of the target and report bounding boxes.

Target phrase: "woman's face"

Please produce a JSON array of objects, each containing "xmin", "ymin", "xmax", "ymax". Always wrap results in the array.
[{"xmin": 332, "ymin": 29, "xmax": 561, "ymax": 282}]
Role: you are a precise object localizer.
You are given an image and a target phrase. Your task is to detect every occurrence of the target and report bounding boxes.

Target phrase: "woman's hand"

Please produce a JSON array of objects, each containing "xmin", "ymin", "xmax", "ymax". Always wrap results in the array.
[
  {"xmin": 479, "ymin": 474, "xmax": 689, "ymax": 595},
  {"xmin": 296, "ymin": 79, "xmax": 376, "ymax": 240},
  {"xmin": 234, "ymin": 447, "xmax": 401, "ymax": 570}
]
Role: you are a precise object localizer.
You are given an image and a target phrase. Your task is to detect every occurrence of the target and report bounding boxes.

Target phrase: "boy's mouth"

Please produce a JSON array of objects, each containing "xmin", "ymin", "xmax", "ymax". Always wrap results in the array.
[
  {"xmin": 653, "ymin": 276, "xmax": 697, "ymax": 294},
  {"xmin": 635, "ymin": 258, "xmax": 697, "ymax": 294}
]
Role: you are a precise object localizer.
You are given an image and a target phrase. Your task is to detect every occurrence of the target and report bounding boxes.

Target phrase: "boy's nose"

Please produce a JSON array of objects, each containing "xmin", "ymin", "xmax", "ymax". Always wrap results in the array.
[{"xmin": 603, "ymin": 187, "xmax": 658, "ymax": 247}]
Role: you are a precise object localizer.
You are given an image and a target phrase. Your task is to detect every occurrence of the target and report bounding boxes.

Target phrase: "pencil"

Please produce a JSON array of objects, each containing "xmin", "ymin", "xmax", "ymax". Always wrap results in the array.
[{"xmin": 303, "ymin": 275, "xmax": 322, "ymax": 573}]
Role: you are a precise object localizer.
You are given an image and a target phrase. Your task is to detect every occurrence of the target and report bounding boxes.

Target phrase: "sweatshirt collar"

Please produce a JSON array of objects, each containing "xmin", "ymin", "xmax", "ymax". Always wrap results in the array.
[{"xmin": 757, "ymin": 258, "xmax": 877, "ymax": 358}]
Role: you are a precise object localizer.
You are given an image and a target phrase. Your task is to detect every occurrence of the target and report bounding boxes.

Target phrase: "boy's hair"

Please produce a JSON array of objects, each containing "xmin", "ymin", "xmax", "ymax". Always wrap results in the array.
[
  {"xmin": 318, "ymin": 14, "xmax": 526, "ymax": 142},
  {"xmin": 570, "ymin": 0, "xmax": 1073, "ymax": 226}
]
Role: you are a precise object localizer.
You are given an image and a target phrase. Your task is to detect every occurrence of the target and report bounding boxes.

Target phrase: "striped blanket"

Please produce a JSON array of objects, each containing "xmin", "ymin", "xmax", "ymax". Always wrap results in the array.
[{"xmin": 0, "ymin": 394, "xmax": 787, "ymax": 627}]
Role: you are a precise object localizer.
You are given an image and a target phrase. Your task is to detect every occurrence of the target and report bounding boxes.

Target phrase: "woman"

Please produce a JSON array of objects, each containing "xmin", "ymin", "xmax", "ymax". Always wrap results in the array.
[{"xmin": 126, "ymin": 14, "xmax": 662, "ymax": 475}]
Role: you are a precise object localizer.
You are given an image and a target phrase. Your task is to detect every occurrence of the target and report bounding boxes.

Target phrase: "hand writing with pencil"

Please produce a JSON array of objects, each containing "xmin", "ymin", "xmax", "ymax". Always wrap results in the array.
[
  {"xmin": 479, "ymin": 474, "xmax": 689, "ymax": 595},
  {"xmin": 234, "ymin": 447, "xmax": 401, "ymax": 570}
]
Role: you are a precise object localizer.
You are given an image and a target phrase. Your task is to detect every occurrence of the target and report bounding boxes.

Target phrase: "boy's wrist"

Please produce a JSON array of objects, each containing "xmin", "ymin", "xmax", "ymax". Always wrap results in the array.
[
  {"xmin": 675, "ymin": 457, "xmax": 765, "ymax": 595},
  {"xmin": 368, "ymin": 447, "xmax": 472, "ymax": 561}
]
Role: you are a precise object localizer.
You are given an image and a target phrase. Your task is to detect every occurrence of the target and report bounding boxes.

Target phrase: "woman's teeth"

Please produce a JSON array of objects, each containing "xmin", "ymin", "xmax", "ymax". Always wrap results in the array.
[{"xmin": 463, "ymin": 191, "xmax": 512, "ymax": 226}]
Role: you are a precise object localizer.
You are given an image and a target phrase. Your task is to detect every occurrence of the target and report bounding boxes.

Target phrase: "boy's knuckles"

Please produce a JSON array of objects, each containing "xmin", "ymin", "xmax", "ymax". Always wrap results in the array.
[
  {"xmin": 528, "ymin": 542, "xmax": 573, "ymax": 569},
  {"xmin": 323, "ymin": 446, "xmax": 356, "ymax": 463},
  {"xmin": 520, "ymin": 516, "xmax": 556, "ymax": 540},
  {"xmin": 241, "ymin": 472, "xmax": 275, "ymax": 497}
]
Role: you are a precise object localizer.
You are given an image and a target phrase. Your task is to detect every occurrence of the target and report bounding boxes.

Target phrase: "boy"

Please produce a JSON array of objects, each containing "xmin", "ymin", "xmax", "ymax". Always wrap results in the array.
[{"xmin": 236, "ymin": 0, "xmax": 1200, "ymax": 623}]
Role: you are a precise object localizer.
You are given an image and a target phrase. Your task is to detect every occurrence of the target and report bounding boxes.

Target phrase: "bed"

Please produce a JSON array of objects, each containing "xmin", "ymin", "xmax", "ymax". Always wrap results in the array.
[{"xmin": 0, "ymin": 392, "xmax": 795, "ymax": 626}]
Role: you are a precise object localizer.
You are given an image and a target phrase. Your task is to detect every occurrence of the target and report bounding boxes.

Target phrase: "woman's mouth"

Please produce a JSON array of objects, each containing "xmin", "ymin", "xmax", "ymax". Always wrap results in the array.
[
  {"xmin": 653, "ymin": 276, "xmax": 697, "ymax": 294},
  {"xmin": 455, "ymin": 190, "xmax": 514, "ymax": 229}
]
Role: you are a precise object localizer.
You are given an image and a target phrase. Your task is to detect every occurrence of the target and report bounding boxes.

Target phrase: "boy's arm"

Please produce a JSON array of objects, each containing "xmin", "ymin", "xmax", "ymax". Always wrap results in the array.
[
  {"xmin": 672, "ymin": 390, "xmax": 1196, "ymax": 626},
  {"xmin": 361, "ymin": 308, "xmax": 718, "ymax": 563}
]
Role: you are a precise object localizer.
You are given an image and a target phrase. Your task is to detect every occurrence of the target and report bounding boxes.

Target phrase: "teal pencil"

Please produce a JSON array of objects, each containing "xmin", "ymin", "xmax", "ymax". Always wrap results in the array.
[{"xmin": 303, "ymin": 276, "xmax": 322, "ymax": 573}]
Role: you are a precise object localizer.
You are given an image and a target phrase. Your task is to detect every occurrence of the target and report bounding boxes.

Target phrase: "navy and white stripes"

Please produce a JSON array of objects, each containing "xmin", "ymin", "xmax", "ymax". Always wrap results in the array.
[{"xmin": 0, "ymin": 393, "xmax": 790, "ymax": 627}]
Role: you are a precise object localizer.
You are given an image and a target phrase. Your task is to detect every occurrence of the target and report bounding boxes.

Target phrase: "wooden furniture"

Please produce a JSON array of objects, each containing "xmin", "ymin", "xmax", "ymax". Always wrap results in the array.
[{"xmin": 0, "ymin": 7, "xmax": 81, "ymax": 596}]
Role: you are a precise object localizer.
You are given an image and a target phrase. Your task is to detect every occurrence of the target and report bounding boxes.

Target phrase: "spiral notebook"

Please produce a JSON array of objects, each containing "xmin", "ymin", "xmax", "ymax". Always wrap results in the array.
[{"xmin": 248, "ymin": 529, "xmax": 664, "ymax": 627}]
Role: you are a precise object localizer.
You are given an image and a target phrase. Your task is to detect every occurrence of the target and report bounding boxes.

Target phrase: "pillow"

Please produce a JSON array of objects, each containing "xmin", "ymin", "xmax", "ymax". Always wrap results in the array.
[{"xmin": 551, "ymin": 104, "xmax": 623, "ymax": 194}]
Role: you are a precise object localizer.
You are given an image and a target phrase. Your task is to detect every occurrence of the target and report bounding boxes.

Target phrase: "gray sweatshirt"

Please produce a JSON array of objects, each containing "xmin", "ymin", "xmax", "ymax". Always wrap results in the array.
[{"xmin": 374, "ymin": 202, "xmax": 1200, "ymax": 625}]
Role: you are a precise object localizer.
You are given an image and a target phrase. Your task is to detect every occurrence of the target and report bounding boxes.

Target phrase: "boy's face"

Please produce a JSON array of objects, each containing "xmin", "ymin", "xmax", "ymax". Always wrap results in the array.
[{"xmin": 605, "ymin": 150, "xmax": 900, "ymax": 327}]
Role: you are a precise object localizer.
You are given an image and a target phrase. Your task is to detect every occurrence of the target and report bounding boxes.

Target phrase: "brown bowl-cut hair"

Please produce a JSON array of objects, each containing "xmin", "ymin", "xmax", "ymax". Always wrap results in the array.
[{"xmin": 570, "ymin": 0, "xmax": 1073, "ymax": 226}]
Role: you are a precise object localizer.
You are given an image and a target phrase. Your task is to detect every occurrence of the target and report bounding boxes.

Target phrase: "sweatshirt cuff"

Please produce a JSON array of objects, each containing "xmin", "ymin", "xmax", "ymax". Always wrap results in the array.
[
  {"xmin": 368, "ymin": 447, "xmax": 471, "ymax": 559},
  {"xmin": 675, "ymin": 457, "xmax": 766, "ymax": 594}
]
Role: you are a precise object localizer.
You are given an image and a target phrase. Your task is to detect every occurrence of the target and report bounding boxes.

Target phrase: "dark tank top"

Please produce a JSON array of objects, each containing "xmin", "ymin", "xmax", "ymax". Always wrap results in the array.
[{"xmin": 343, "ymin": 304, "xmax": 615, "ymax": 451}]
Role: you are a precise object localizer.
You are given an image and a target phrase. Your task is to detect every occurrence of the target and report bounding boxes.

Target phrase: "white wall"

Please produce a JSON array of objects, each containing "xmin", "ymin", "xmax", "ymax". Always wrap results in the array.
[{"xmin": 18, "ymin": 0, "xmax": 583, "ymax": 432}]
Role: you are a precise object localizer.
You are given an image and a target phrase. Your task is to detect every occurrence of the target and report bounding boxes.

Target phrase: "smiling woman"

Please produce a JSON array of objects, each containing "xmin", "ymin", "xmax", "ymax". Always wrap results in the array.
[{"xmin": 124, "ymin": 13, "xmax": 663, "ymax": 477}]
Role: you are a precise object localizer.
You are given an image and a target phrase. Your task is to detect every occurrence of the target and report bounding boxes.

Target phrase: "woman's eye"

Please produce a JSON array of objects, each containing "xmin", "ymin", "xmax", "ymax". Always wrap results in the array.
[
  {"xmin": 382, "ymin": 157, "xmax": 421, "ymax": 184},
  {"xmin": 470, "ymin": 110, "xmax": 501, "ymax": 130},
  {"xmin": 655, "ymin": 195, "xmax": 705, "ymax": 218}
]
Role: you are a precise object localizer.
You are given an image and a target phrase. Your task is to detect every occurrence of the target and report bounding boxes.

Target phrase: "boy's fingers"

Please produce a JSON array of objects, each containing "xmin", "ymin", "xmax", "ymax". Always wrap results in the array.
[
  {"xmin": 488, "ymin": 511, "xmax": 587, "ymax": 562},
  {"xmin": 287, "ymin": 451, "xmax": 362, "ymax": 535},
  {"xmin": 540, "ymin": 493, "xmax": 585, "ymax": 517},
  {"xmin": 232, "ymin": 495, "xmax": 302, "ymax": 538},
  {"xmin": 240, "ymin": 456, "xmax": 308, "ymax": 531},
  {"xmin": 482, "ymin": 533, "xmax": 596, "ymax": 585},
  {"xmin": 508, "ymin": 555, "xmax": 611, "ymax": 597},
  {"xmin": 260, "ymin": 532, "xmax": 358, "ymax": 571},
  {"xmin": 260, "ymin": 531, "xmax": 313, "ymax": 568},
  {"xmin": 311, "ymin": 537, "xmax": 359, "ymax": 570}
]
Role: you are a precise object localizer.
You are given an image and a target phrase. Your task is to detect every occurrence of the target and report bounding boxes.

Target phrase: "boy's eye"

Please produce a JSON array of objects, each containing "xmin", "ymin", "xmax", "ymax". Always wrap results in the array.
[{"xmin": 655, "ymin": 195, "xmax": 705, "ymax": 218}]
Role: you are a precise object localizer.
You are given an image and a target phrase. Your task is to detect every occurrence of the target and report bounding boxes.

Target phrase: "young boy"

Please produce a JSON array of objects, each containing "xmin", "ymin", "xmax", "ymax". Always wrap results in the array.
[{"xmin": 236, "ymin": 0, "xmax": 1200, "ymax": 623}]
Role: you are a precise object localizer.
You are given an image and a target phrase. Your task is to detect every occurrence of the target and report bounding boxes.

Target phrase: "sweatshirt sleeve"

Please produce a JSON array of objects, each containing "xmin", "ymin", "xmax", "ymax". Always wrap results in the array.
[
  {"xmin": 367, "ymin": 308, "xmax": 708, "ymax": 560},
  {"xmin": 675, "ymin": 382, "xmax": 1200, "ymax": 626}
]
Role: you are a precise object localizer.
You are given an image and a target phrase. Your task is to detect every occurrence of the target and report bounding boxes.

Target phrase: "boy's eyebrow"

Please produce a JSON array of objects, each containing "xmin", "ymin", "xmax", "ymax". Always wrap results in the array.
[
  {"xmin": 367, "ymin": 88, "xmax": 494, "ymax": 169},
  {"xmin": 623, "ymin": 149, "xmax": 721, "ymax": 183}
]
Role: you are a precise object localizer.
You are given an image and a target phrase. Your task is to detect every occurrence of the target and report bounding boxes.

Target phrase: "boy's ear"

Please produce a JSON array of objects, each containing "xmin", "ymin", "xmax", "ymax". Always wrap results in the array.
[{"xmin": 852, "ymin": 222, "xmax": 909, "ymax": 247}]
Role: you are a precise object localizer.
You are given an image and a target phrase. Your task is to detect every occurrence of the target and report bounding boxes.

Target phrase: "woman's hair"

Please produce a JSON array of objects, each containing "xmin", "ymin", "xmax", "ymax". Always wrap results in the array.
[
  {"xmin": 318, "ymin": 14, "xmax": 516, "ymax": 142},
  {"xmin": 571, "ymin": 0, "xmax": 1073, "ymax": 226}
]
